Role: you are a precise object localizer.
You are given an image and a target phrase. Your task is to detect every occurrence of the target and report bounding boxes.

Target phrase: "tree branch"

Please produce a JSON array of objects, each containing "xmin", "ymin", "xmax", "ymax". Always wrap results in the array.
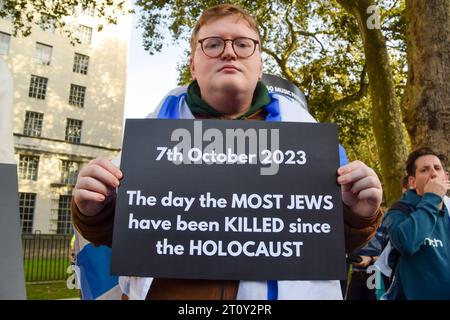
[
  {"xmin": 283, "ymin": 9, "xmax": 298, "ymax": 61},
  {"xmin": 258, "ymin": 15, "xmax": 270, "ymax": 45},
  {"xmin": 263, "ymin": 47, "xmax": 283, "ymax": 66},
  {"xmin": 321, "ymin": 63, "xmax": 369, "ymax": 122}
]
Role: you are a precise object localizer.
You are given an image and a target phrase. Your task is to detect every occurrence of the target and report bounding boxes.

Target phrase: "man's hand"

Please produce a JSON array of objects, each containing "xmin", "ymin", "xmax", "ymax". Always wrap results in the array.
[
  {"xmin": 73, "ymin": 157, "xmax": 122, "ymax": 216},
  {"xmin": 352, "ymin": 255, "xmax": 372, "ymax": 268},
  {"xmin": 337, "ymin": 160, "xmax": 382, "ymax": 218},
  {"xmin": 424, "ymin": 177, "xmax": 450, "ymax": 198}
]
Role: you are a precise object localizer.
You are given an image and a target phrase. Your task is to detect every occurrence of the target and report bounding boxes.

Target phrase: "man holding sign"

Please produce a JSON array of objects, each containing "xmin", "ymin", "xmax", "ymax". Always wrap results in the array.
[{"xmin": 72, "ymin": 4, "xmax": 383, "ymax": 300}]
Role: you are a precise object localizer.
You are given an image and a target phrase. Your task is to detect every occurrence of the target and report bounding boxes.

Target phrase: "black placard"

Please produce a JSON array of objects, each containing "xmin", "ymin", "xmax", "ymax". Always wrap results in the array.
[{"xmin": 111, "ymin": 119, "xmax": 346, "ymax": 280}]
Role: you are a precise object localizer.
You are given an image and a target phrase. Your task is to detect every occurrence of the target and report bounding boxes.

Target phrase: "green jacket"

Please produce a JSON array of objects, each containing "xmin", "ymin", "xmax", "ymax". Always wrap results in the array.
[{"xmin": 385, "ymin": 190, "xmax": 450, "ymax": 299}]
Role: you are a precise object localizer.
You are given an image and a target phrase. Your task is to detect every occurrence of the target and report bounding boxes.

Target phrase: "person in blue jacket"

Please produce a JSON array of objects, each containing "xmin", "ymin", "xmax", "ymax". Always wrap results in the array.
[{"xmin": 385, "ymin": 147, "xmax": 450, "ymax": 299}]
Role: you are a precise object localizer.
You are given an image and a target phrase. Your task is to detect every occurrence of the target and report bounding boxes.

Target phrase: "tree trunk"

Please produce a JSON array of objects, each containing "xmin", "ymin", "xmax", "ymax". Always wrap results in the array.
[
  {"xmin": 337, "ymin": 0, "xmax": 409, "ymax": 205},
  {"xmin": 403, "ymin": 0, "xmax": 450, "ymax": 164}
]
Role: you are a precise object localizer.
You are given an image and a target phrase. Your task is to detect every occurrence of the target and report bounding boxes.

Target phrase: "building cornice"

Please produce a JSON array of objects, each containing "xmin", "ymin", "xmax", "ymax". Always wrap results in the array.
[{"xmin": 14, "ymin": 133, "xmax": 121, "ymax": 152}]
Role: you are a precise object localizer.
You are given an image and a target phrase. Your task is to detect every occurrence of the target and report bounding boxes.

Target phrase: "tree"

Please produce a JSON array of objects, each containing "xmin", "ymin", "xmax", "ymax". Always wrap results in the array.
[
  {"xmin": 403, "ymin": 0, "xmax": 450, "ymax": 161},
  {"xmin": 0, "ymin": 0, "xmax": 129, "ymax": 43},
  {"xmin": 135, "ymin": 0, "xmax": 411, "ymax": 204},
  {"xmin": 336, "ymin": 0, "xmax": 408, "ymax": 204}
]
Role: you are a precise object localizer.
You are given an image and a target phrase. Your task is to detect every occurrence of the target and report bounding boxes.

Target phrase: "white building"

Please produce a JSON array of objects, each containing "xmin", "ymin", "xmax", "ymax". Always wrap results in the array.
[{"xmin": 0, "ymin": 2, "xmax": 131, "ymax": 234}]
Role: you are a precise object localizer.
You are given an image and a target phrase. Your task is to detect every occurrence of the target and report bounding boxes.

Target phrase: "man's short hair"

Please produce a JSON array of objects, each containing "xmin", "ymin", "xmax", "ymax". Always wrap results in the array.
[
  {"xmin": 405, "ymin": 147, "xmax": 448, "ymax": 177},
  {"xmin": 190, "ymin": 4, "xmax": 261, "ymax": 53},
  {"xmin": 402, "ymin": 175, "xmax": 409, "ymax": 190}
]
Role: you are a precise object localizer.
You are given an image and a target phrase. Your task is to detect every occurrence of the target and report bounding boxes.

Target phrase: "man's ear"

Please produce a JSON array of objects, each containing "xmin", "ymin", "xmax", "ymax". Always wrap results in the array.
[
  {"xmin": 408, "ymin": 175, "xmax": 416, "ymax": 190},
  {"xmin": 189, "ymin": 56, "xmax": 196, "ymax": 80}
]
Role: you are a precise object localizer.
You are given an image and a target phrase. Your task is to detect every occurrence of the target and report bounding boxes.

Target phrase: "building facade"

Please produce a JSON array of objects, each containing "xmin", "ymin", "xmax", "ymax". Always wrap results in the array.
[{"xmin": 0, "ymin": 3, "xmax": 131, "ymax": 234}]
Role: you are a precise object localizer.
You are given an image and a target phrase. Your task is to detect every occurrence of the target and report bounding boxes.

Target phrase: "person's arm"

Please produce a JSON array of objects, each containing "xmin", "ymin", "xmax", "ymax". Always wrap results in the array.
[
  {"xmin": 357, "ymin": 220, "xmax": 388, "ymax": 257},
  {"xmin": 338, "ymin": 160, "xmax": 383, "ymax": 220},
  {"xmin": 343, "ymin": 204, "xmax": 383, "ymax": 252},
  {"xmin": 71, "ymin": 198, "xmax": 115, "ymax": 247},
  {"xmin": 351, "ymin": 255, "xmax": 372, "ymax": 268},
  {"xmin": 71, "ymin": 157, "xmax": 122, "ymax": 247},
  {"xmin": 337, "ymin": 160, "xmax": 383, "ymax": 252},
  {"xmin": 386, "ymin": 192, "xmax": 442, "ymax": 256},
  {"xmin": 387, "ymin": 177, "xmax": 449, "ymax": 256}
]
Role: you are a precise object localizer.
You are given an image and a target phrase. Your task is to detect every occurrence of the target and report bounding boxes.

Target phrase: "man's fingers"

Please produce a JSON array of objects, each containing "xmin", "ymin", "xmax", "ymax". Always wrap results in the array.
[
  {"xmin": 337, "ymin": 160, "xmax": 365, "ymax": 175},
  {"xmin": 355, "ymin": 187, "xmax": 383, "ymax": 203},
  {"xmin": 76, "ymin": 176, "xmax": 112, "ymax": 197},
  {"xmin": 88, "ymin": 157, "xmax": 122, "ymax": 180},
  {"xmin": 72, "ymin": 157, "xmax": 120, "ymax": 216},
  {"xmin": 349, "ymin": 176, "xmax": 381, "ymax": 194},
  {"xmin": 74, "ymin": 188, "xmax": 106, "ymax": 204},
  {"xmin": 337, "ymin": 161, "xmax": 377, "ymax": 185},
  {"xmin": 79, "ymin": 163, "xmax": 121, "ymax": 189}
]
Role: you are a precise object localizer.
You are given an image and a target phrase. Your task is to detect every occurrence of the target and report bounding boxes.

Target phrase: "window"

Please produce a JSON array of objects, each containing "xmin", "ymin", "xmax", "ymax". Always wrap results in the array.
[
  {"xmin": 0, "ymin": 31, "xmax": 11, "ymax": 55},
  {"xmin": 57, "ymin": 195, "xmax": 73, "ymax": 234},
  {"xmin": 65, "ymin": 118, "xmax": 82, "ymax": 143},
  {"xmin": 77, "ymin": 25, "xmax": 92, "ymax": 44},
  {"xmin": 73, "ymin": 53, "xmax": 89, "ymax": 74},
  {"xmin": 61, "ymin": 160, "xmax": 80, "ymax": 185},
  {"xmin": 28, "ymin": 75, "xmax": 48, "ymax": 100},
  {"xmin": 19, "ymin": 193, "xmax": 36, "ymax": 234},
  {"xmin": 23, "ymin": 111, "xmax": 44, "ymax": 137},
  {"xmin": 35, "ymin": 42, "xmax": 53, "ymax": 65},
  {"xmin": 69, "ymin": 84, "xmax": 86, "ymax": 107},
  {"xmin": 19, "ymin": 155, "xmax": 39, "ymax": 181}
]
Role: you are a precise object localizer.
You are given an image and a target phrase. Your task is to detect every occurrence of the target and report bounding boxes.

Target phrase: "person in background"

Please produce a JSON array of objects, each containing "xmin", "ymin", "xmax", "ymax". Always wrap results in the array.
[{"xmin": 384, "ymin": 147, "xmax": 450, "ymax": 299}]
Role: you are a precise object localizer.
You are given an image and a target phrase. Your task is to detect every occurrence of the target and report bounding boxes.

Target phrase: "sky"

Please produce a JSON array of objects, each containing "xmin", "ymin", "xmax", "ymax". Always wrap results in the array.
[{"xmin": 123, "ymin": 12, "xmax": 186, "ymax": 120}]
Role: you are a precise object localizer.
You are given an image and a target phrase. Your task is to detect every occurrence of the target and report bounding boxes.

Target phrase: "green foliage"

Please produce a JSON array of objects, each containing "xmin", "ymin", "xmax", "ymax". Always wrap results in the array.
[
  {"xmin": 0, "ymin": 0, "xmax": 130, "ymax": 44},
  {"xmin": 176, "ymin": 49, "xmax": 192, "ymax": 85}
]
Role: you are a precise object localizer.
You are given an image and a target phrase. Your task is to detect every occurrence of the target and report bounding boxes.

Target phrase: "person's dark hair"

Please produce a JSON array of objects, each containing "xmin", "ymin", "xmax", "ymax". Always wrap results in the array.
[
  {"xmin": 402, "ymin": 175, "xmax": 409, "ymax": 190},
  {"xmin": 405, "ymin": 147, "xmax": 448, "ymax": 177}
]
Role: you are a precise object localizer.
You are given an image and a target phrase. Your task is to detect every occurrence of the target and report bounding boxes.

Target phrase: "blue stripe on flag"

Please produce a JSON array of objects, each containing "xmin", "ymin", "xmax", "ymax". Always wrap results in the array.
[
  {"xmin": 264, "ymin": 95, "xmax": 281, "ymax": 122},
  {"xmin": 77, "ymin": 244, "xmax": 119, "ymax": 300},
  {"xmin": 157, "ymin": 95, "xmax": 181, "ymax": 119},
  {"xmin": 267, "ymin": 280, "xmax": 278, "ymax": 300}
]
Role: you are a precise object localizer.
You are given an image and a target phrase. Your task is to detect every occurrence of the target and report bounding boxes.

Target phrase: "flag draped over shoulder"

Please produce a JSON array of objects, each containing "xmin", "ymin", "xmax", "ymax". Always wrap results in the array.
[{"xmin": 73, "ymin": 230, "xmax": 121, "ymax": 300}]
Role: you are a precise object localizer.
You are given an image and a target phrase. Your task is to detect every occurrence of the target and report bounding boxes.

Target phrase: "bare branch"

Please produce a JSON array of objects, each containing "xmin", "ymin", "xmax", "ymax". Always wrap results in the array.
[
  {"xmin": 321, "ymin": 63, "xmax": 369, "ymax": 122},
  {"xmin": 283, "ymin": 9, "xmax": 298, "ymax": 61}
]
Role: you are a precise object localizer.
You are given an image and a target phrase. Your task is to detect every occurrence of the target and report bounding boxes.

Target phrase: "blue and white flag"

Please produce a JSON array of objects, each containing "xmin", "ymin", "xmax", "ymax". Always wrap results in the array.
[{"xmin": 73, "ymin": 231, "xmax": 121, "ymax": 300}]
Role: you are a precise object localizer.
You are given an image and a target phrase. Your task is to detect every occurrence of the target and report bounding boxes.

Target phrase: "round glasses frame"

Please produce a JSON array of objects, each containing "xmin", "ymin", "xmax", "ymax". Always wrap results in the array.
[{"xmin": 198, "ymin": 36, "xmax": 260, "ymax": 59}]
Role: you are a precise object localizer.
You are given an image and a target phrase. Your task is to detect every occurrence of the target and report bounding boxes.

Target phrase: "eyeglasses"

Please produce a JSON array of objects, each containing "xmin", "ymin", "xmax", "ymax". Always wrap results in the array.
[{"xmin": 198, "ymin": 37, "xmax": 259, "ymax": 58}]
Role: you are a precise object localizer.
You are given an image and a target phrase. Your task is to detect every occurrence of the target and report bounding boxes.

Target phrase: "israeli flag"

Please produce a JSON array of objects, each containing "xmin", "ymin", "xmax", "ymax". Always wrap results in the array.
[{"xmin": 72, "ymin": 231, "xmax": 121, "ymax": 300}]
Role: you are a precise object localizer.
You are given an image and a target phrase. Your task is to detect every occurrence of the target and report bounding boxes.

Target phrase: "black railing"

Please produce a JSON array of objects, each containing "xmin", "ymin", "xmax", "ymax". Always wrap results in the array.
[{"xmin": 22, "ymin": 233, "xmax": 72, "ymax": 282}]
